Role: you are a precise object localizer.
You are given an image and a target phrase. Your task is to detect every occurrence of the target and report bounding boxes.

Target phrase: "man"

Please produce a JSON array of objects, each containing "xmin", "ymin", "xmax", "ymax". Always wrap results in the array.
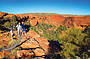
[
  {"xmin": 16, "ymin": 22, "xmax": 21, "ymax": 36},
  {"xmin": 21, "ymin": 22, "xmax": 26, "ymax": 36}
]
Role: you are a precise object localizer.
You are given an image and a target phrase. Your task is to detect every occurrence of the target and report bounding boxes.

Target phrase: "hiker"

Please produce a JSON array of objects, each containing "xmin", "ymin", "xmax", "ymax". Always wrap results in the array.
[
  {"xmin": 16, "ymin": 22, "xmax": 22, "ymax": 36},
  {"xmin": 10, "ymin": 24, "xmax": 13, "ymax": 39},
  {"xmin": 21, "ymin": 22, "xmax": 26, "ymax": 35}
]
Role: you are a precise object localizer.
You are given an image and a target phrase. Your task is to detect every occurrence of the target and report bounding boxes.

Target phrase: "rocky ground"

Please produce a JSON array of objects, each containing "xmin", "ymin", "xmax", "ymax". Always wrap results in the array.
[{"xmin": 0, "ymin": 29, "xmax": 50, "ymax": 59}]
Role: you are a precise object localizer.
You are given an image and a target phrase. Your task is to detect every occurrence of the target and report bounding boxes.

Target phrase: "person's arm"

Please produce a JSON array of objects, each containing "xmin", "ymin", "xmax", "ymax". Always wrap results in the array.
[{"xmin": 16, "ymin": 25, "xmax": 18, "ymax": 28}]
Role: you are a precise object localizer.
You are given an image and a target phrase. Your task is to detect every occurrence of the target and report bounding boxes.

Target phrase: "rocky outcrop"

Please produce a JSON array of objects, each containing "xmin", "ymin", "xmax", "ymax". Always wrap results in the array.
[
  {"xmin": 63, "ymin": 16, "xmax": 90, "ymax": 29},
  {"xmin": 0, "ymin": 11, "xmax": 90, "ymax": 28},
  {"xmin": 4, "ymin": 14, "xmax": 15, "ymax": 20},
  {"xmin": 30, "ymin": 19, "xmax": 38, "ymax": 26},
  {"xmin": 0, "ymin": 51, "xmax": 11, "ymax": 58},
  {"xmin": 0, "ymin": 30, "xmax": 50, "ymax": 59},
  {"xmin": 26, "ymin": 15, "xmax": 90, "ymax": 29},
  {"xmin": 0, "ymin": 12, "xmax": 8, "ymax": 19},
  {"xmin": 17, "ymin": 30, "xmax": 49, "ymax": 58}
]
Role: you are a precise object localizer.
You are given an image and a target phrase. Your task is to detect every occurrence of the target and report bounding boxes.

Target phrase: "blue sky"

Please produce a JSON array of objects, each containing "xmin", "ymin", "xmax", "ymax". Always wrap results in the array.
[{"xmin": 0, "ymin": 0, "xmax": 90, "ymax": 15}]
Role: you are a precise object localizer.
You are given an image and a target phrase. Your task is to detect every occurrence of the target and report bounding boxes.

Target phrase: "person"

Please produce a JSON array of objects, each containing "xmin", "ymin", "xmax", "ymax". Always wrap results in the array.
[
  {"xmin": 10, "ymin": 24, "xmax": 13, "ymax": 39},
  {"xmin": 21, "ymin": 22, "xmax": 26, "ymax": 35},
  {"xmin": 16, "ymin": 22, "xmax": 21, "ymax": 36}
]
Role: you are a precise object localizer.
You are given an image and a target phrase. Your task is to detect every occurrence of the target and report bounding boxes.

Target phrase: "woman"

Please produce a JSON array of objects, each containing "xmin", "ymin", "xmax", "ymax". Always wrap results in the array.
[{"xmin": 10, "ymin": 24, "xmax": 13, "ymax": 39}]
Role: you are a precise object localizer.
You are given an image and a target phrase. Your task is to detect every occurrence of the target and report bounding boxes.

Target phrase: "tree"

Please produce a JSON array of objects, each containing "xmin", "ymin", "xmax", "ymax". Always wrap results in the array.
[{"xmin": 11, "ymin": 16, "xmax": 17, "ymax": 30}]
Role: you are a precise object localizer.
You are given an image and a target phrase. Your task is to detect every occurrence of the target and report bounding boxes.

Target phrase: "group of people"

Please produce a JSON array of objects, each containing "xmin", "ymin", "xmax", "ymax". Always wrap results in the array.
[{"xmin": 10, "ymin": 22, "xmax": 26, "ymax": 39}]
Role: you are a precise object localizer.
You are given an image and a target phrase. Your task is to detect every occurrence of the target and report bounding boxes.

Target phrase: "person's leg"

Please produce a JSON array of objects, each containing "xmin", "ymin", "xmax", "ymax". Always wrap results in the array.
[
  {"xmin": 24, "ymin": 28, "xmax": 26, "ymax": 35},
  {"xmin": 22, "ymin": 29, "xmax": 24, "ymax": 36},
  {"xmin": 10, "ymin": 30, "xmax": 13, "ymax": 39},
  {"xmin": 18, "ymin": 29, "xmax": 20, "ymax": 36},
  {"xmin": 19, "ymin": 29, "xmax": 21, "ymax": 36},
  {"xmin": 18, "ymin": 29, "xmax": 19, "ymax": 35}
]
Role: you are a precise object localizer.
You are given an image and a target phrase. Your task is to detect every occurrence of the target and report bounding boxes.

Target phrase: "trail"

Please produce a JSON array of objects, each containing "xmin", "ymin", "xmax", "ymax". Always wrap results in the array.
[{"xmin": 0, "ymin": 35, "xmax": 23, "ymax": 51}]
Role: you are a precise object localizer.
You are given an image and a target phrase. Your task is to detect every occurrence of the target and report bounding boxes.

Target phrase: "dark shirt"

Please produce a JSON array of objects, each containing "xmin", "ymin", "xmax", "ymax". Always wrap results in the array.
[{"xmin": 21, "ymin": 24, "xmax": 25, "ymax": 29}]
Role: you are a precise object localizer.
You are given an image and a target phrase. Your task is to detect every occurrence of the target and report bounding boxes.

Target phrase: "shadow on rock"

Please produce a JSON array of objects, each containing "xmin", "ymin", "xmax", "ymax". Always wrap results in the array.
[
  {"xmin": 24, "ymin": 25, "xmax": 31, "ymax": 32},
  {"xmin": 47, "ymin": 40, "xmax": 62, "ymax": 59}
]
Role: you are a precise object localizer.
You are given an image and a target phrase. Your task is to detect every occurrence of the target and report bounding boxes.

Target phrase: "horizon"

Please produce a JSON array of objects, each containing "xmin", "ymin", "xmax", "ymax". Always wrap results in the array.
[
  {"xmin": 0, "ymin": 0, "xmax": 90, "ymax": 15},
  {"xmin": 0, "ymin": 11, "xmax": 90, "ymax": 16}
]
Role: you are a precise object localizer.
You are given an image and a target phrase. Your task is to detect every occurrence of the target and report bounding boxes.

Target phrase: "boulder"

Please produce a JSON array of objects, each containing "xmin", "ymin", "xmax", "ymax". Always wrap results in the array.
[
  {"xmin": 33, "ymin": 48, "xmax": 45, "ymax": 56},
  {"xmin": 21, "ymin": 38, "xmax": 39, "ymax": 48},
  {"xmin": 0, "ymin": 51, "xmax": 11, "ymax": 58},
  {"xmin": 36, "ymin": 37, "xmax": 49, "ymax": 54},
  {"xmin": 27, "ymin": 30, "xmax": 40, "ymax": 38},
  {"xmin": 30, "ymin": 19, "xmax": 38, "ymax": 26},
  {"xmin": 17, "ymin": 50, "xmax": 34, "ymax": 58}
]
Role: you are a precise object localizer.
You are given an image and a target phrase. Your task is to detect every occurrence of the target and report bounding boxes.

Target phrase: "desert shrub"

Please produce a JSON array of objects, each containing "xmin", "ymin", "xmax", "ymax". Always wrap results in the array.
[
  {"xmin": 30, "ymin": 23, "xmax": 67, "ymax": 41},
  {"xmin": 36, "ymin": 23, "xmax": 54, "ymax": 31},
  {"xmin": 84, "ymin": 26, "xmax": 90, "ymax": 46},
  {"xmin": 31, "ymin": 23, "xmax": 60, "ymax": 40},
  {"xmin": 3, "ymin": 15, "xmax": 17, "ymax": 30},
  {"xmin": 57, "ymin": 25, "xmax": 67, "ymax": 31},
  {"xmin": 59, "ymin": 28, "xmax": 89, "ymax": 59},
  {"xmin": 84, "ymin": 26, "xmax": 90, "ymax": 38},
  {"xmin": 79, "ymin": 26, "xmax": 90, "ymax": 59},
  {"xmin": 59, "ymin": 28, "xmax": 86, "ymax": 45},
  {"xmin": 8, "ymin": 39, "xmax": 18, "ymax": 48},
  {"xmin": 3, "ymin": 21, "xmax": 11, "ymax": 28},
  {"xmin": 11, "ymin": 47, "xmax": 19, "ymax": 56},
  {"xmin": 11, "ymin": 16, "xmax": 17, "ymax": 30},
  {"xmin": 24, "ymin": 21, "xmax": 31, "ymax": 25},
  {"xmin": 0, "ymin": 45, "xmax": 3, "ymax": 49}
]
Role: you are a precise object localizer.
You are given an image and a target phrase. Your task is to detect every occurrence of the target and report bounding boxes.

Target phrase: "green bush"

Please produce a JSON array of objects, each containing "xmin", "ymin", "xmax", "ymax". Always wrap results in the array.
[
  {"xmin": 57, "ymin": 25, "xmax": 67, "ymax": 31},
  {"xmin": 31, "ymin": 23, "xmax": 60, "ymax": 40},
  {"xmin": 3, "ymin": 15, "xmax": 17, "ymax": 30},
  {"xmin": 59, "ymin": 28, "xmax": 89, "ymax": 59},
  {"xmin": 11, "ymin": 16, "xmax": 17, "ymax": 30},
  {"xmin": 8, "ymin": 39, "xmax": 18, "ymax": 48},
  {"xmin": 4, "ymin": 21, "xmax": 10, "ymax": 28}
]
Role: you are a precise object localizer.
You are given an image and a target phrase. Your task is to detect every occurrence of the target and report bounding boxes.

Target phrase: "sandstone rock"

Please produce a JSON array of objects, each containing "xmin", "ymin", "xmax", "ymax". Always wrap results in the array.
[
  {"xmin": 21, "ymin": 38, "xmax": 39, "ymax": 48},
  {"xmin": 4, "ymin": 14, "xmax": 15, "ymax": 20},
  {"xmin": 9, "ymin": 55, "xmax": 16, "ymax": 59},
  {"xmin": 0, "ymin": 51, "xmax": 11, "ymax": 58},
  {"xmin": 27, "ymin": 30, "xmax": 40, "ymax": 38},
  {"xmin": 0, "ymin": 12, "xmax": 8, "ymax": 18},
  {"xmin": 30, "ymin": 19, "xmax": 38, "ymax": 26},
  {"xmin": 38, "ymin": 19, "xmax": 43, "ymax": 23},
  {"xmin": 36, "ymin": 37, "xmax": 49, "ymax": 54},
  {"xmin": 17, "ymin": 50, "xmax": 34, "ymax": 58},
  {"xmin": 33, "ymin": 48, "xmax": 45, "ymax": 56}
]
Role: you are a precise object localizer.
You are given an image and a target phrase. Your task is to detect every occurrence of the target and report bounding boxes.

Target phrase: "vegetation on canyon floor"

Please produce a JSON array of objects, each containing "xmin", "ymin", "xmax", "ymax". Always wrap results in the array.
[{"xmin": 30, "ymin": 23, "xmax": 90, "ymax": 59}]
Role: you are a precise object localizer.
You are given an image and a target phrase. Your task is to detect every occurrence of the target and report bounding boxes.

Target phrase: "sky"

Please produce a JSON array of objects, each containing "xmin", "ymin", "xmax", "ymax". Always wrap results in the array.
[{"xmin": 0, "ymin": 0, "xmax": 90, "ymax": 15}]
